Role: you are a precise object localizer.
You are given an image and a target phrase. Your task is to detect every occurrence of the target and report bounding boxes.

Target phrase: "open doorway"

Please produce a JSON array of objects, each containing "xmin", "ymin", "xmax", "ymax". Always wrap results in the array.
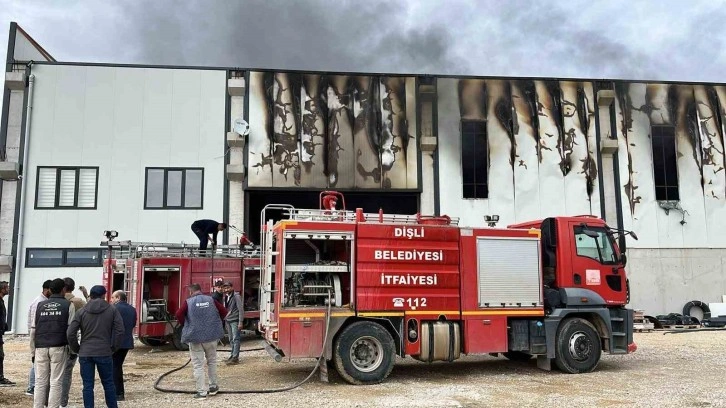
[{"xmin": 245, "ymin": 190, "xmax": 419, "ymax": 243}]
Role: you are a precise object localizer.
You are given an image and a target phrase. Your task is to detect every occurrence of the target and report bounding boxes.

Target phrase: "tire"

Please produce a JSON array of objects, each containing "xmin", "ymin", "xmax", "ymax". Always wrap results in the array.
[
  {"xmin": 503, "ymin": 351, "xmax": 533, "ymax": 362},
  {"xmin": 171, "ymin": 327, "xmax": 189, "ymax": 351},
  {"xmin": 333, "ymin": 321, "xmax": 396, "ymax": 385},
  {"xmin": 683, "ymin": 300, "xmax": 711, "ymax": 322},
  {"xmin": 554, "ymin": 318, "xmax": 602, "ymax": 374},
  {"xmin": 139, "ymin": 337, "xmax": 167, "ymax": 347}
]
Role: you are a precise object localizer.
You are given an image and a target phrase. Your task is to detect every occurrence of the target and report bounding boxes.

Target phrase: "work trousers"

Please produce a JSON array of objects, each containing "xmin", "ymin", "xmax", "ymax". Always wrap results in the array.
[
  {"xmin": 79, "ymin": 356, "xmax": 117, "ymax": 408},
  {"xmin": 227, "ymin": 320, "xmax": 241, "ymax": 359},
  {"xmin": 189, "ymin": 341, "xmax": 218, "ymax": 395},
  {"xmin": 59, "ymin": 353, "xmax": 77, "ymax": 407},
  {"xmin": 28, "ymin": 361, "xmax": 35, "ymax": 388},
  {"xmin": 0, "ymin": 340, "xmax": 4, "ymax": 379},
  {"xmin": 112, "ymin": 349, "xmax": 129, "ymax": 396},
  {"xmin": 192, "ymin": 228, "xmax": 209, "ymax": 250},
  {"xmin": 34, "ymin": 346, "xmax": 68, "ymax": 408}
]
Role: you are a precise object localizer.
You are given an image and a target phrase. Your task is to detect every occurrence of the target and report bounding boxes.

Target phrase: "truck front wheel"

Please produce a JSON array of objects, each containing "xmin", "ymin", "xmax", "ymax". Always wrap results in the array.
[
  {"xmin": 333, "ymin": 321, "xmax": 396, "ymax": 385},
  {"xmin": 554, "ymin": 317, "xmax": 602, "ymax": 374}
]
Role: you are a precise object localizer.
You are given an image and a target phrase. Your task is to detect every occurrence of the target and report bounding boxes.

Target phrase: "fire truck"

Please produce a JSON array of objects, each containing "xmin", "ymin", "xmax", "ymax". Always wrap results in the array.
[
  {"xmin": 259, "ymin": 192, "xmax": 637, "ymax": 385},
  {"xmin": 101, "ymin": 238, "xmax": 261, "ymax": 349}
]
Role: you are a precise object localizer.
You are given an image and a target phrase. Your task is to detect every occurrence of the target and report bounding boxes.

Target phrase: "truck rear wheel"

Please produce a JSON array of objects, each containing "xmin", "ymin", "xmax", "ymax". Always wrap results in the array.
[
  {"xmin": 139, "ymin": 337, "xmax": 167, "ymax": 347},
  {"xmin": 554, "ymin": 317, "xmax": 601, "ymax": 374},
  {"xmin": 333, "ymin": 321, "xmax": 396, "ymax": 385}
]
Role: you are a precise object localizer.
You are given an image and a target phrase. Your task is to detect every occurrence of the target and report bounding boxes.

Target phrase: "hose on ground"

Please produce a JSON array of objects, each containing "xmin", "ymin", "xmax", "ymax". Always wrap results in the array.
[
  {"xmin": 683, "ymin": 300, "xmax": 711, "ymax": 321},
  {"xmin": 663, "ymin": 327, "xmax": 726, "ymax": 335},
  {"xmin": 154, "ymin": 291, "xmax": 333, "ymax": 394}
]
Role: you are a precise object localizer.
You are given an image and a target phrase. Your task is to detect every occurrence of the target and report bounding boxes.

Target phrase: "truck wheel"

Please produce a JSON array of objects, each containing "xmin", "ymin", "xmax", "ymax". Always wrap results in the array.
[
  {"xmin": 554, "ymin": 318, "xmax": 601, "ymax": 374},
  {"xmin": 139, "ymin": 337, "xmax": 167, "ymax": 347},
  {"xmin": 333, "ymin": 321, "xmax": 396, "ymax": 385},
  {"xmin": 503, "ymin": 351, "xmax": 533, "ymax": 362},
  {"xmin": 171, "ymin": 327, "xmax": 189, "ymax": 351}
]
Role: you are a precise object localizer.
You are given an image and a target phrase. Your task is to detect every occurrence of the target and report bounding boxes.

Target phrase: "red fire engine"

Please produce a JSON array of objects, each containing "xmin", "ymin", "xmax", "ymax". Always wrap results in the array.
[
  {"xmin": 259, "ymin": 192, "xmax": 637, "ymax": 385},
  {"xmin": 101, "ymin": 239, "xmax": 261, "ymax": 349}
]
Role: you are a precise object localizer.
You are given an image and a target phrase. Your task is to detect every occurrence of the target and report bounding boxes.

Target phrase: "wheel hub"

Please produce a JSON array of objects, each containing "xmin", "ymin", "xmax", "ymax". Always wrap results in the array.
[
  {"xmin": 350, "ymin": 336, "xmax": 384, "ymax": 373},
  {"xmin": 568, "ymin": 332, "xmax": 593, "ymax": 361}
]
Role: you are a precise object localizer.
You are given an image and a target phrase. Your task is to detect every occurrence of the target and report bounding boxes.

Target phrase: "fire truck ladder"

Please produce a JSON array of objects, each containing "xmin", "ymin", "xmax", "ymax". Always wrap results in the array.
[{"xmin": 102, "ymin": 240, "xmax": 260, "ymax": 259}]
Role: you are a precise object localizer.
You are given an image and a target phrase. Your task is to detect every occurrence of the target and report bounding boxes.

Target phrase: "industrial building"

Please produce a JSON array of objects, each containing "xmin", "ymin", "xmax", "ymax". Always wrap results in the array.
[{"xmin": 1, "ymin": 22, "xmax": 724, "ymax": 332}]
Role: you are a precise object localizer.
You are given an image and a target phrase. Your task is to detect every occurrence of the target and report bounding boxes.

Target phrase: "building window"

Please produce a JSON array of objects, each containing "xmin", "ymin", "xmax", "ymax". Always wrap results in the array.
[
  {"xmin": 651, "ymin": 126, "xmax": 679, "ymax": 201},
  {"xmin": 461, "ymin": 121, "xmax": 488, "ymax": 199},
  {"xmin": 26, "ymin": 248, "xmax": 102, "ymax": 268},
  {"xmin": 145, "ymin": 168, "xmax": 204, "ymax": 209},
  {"xmin": 35, "ymin": 167, "xmax": 99, "ymax": 209}
]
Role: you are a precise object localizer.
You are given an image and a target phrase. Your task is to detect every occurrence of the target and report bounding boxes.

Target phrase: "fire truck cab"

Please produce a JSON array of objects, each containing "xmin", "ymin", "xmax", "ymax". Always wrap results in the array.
[
  {"xmin": 101, "ymin": 240, "xmax": 261, "ymax": 349},
  {"xmin": 259, "ymin": 193, "xmax": 636, "ymax": 385}
]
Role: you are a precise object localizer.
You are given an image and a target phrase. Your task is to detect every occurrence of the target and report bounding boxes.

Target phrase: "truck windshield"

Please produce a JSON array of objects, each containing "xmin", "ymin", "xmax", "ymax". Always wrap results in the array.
[{"xmin": 573, "ymin": 226, "xmax": 617, "ymax": 265}]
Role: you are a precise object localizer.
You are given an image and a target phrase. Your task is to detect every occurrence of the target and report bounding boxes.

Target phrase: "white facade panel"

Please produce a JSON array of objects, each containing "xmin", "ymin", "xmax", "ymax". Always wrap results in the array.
[{"xmin": 12, "ymin": 64, "xmax": 226, "ymax": 333}]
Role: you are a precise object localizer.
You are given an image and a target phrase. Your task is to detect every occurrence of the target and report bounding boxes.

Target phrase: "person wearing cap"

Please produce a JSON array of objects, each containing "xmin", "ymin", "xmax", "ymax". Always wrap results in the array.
[
  {"xmin": 175, "ymin": 283, "xmax": 227, "ymax": 400},
  {"xmin": 59, "ymin": 277, "xmax": 87, "ymax": 408},
  {"xmin": 26, "ymin": 279, "xmax": 52, "ymax": 397},
  {"xmin": 67, "ymin": 285, "xmax": 124, "ymax": 408},
  {"xmin": 31, "ymin": 278, "xmax": 75, "ymax": 408},
  {"xmin": 222, "ymin": 281, "xmax": 244, "ymax": 365},
  {"xmin": 190, "ymin": 219, "xmax": 228, "ymax": 253}
]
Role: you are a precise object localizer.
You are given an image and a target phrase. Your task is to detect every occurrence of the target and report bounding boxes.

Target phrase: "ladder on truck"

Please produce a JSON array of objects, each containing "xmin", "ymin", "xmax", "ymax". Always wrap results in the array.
[{"xmin": 101, "ymin": 240, "xmax": 260, "ymax": 260}]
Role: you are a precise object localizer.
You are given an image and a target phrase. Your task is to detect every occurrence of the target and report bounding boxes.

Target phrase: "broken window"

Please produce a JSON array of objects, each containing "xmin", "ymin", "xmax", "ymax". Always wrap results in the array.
[
  {"xmin": 461, "ymin": 121, "xmax": 488, "ymax": 199},
  {"xmin": 651, "ymin": 126, "xmax": 679, "ymax": 201}
]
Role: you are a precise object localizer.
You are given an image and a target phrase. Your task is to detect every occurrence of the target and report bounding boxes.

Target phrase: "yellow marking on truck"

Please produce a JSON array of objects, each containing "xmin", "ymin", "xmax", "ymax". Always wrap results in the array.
[
  {"xmin": 406, "ymin": 310, "xmax": 460, "ymax": 316},
  {"xmin": 278, "ymin": 221, "xmax": 299, "ymax": 230},
  {"xmin": 358, "ymin": 312, "xmax": 405, "ymax": 317},
  {"xmin": 278, "ymin": 311, "xmax": 354, "ymax": 318},
  {"xmin": 462, "ymin": 310, "xmax": 545, "ymax": 316},
  {"xmin": 528, "ymin": 229, "xmax": 541, "ymax": 238}
]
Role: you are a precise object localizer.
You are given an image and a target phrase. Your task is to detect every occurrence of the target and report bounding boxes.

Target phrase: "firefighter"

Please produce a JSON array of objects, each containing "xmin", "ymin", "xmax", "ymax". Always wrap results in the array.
[
  {"xmin": 175, "ymin": 283, "xmax": 227, "ymax": 400},
  {"xmin": 190, "ymin": 220, "xmax": 227, "ymax": 253}
]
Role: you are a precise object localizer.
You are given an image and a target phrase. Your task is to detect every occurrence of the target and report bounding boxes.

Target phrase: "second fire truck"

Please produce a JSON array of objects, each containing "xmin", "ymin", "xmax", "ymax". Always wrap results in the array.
[{"xmin": 259, "ymin": 192, "xmax": 637, "ymax": 384}]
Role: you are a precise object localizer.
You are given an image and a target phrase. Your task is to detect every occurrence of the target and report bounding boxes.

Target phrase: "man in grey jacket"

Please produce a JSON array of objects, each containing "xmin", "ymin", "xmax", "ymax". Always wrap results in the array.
[
  {"xmin": 67, "ymin": 285, "xmax": 124, "ymax": 408},
  {"xmin": 222, "ymin": 281, "xmax": 244, "ymax": 365}
]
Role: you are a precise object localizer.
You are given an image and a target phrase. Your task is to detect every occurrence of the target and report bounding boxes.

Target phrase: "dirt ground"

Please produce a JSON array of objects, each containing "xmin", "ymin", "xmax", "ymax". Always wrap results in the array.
[{"xmin": 1, "ymin": 330, "xmax": 725, "ymax": 407}]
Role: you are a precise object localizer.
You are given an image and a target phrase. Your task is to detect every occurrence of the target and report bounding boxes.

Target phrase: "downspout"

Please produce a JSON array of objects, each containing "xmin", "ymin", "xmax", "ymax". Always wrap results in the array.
[{"xmin": 10, "ymin": 72, "xmax": 34, "ymax": 331}]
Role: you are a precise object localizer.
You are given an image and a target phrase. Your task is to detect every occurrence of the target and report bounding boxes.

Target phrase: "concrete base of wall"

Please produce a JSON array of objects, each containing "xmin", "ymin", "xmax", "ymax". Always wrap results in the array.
[{"xmin": 628, "ymin": 248, "xmax": 726, "ymax": 317}]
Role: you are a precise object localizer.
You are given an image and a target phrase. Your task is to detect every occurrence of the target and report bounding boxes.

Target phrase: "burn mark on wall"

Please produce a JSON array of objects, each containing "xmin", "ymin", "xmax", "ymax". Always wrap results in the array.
[
  {"xmin": 685, "ymin": 97, "xmax": 705, "ymax": 189},
  {"xmin": 515, "ymin": 80, "xmax": 541, "ymax": 162},
  {"xmin": 272, "ymin": 73, "xmax": 302, "ymax": 186},
  {"xmin": 615, "ymin": 82, "xmax": 640, "ymax": 215},
  {"xmin": 301, "ymin": 74, "xmax": 326, "ymax": 173},
  {"xmin": 494, "ymin": 81, "xmax": 516, "ymax": 170},
  {"xmin": 577, "ymin": 85, "xmax": 597, "ymax": 197},
  {"xmin": 706, "ymin": 86, "xmax": 726, "ymax": 191}
]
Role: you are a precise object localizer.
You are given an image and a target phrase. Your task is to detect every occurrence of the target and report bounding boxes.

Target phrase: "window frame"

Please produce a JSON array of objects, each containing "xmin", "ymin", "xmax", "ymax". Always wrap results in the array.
[
  {"xmin": 573, "ymin": 226, "xmax": 618, "ymax": 266},
  {"xmin": 34, "ymin": 166, "xmax": 99, "ymax": 210},
  {"xmin": 25, "ymin": 248, "xmax": 103, "ymax": 268},
  {"xmin": 651, "ymin": 125, "xmax": 680, "ymax": 201},
  {"xmin": 461, "ymin": 120, "xmax": 489, "ymax": 199},
  {"xmin": 144, "ymin": 167, "xmax": 204, "ymax": 210}
]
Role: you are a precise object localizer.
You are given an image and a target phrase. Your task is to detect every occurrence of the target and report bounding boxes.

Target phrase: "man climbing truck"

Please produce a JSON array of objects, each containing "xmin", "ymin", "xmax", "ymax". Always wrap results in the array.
[{"xmin": 258, "ymin": 192, "xmax": 637, "ymax": 385}]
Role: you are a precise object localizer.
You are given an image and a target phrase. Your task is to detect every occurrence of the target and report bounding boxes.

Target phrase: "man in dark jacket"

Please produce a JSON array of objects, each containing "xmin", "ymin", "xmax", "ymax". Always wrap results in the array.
[
  {"xmin": 190, "ymin": 219, "xmax": 227, "ymax": 251},
  {"xmin": 31, "ymin": 278, "xmax": 75, "ymax": 408},
  {"xmin": 176, "ymin": 283, "xmax": 226, "ymax": 400},
  {"xmin": 110, "ymin": 290, "xmax": 136, "ymax": 402},
  {"xmin": 67, "ymin": 285, "xmax": 124, "ymax": 408},
  {"xmin": 211, "ymin": 279, "xmax": 224, "ymax": 304},
  {"xmin": 0, "ymin": 280, "xmax": 14, "ymax": 387},
  {"xmin": 222, "ymin": 281, "xmax": 244, "ymax": 365}
]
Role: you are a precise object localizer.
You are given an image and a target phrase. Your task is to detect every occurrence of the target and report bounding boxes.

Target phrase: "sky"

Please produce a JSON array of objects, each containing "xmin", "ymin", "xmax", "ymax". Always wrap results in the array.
[{"xmin": 1, "ymin": 0, "xmax": 726, "ymax": 86}]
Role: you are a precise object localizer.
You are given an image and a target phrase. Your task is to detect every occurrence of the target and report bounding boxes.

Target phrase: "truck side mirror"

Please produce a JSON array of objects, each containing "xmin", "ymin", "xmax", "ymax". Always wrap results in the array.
[
  {"xmin": 620, "ymin": 253, "xmax": 627, "ymax": 266},
  {"xmin": 630, "ymin": 231, "xmax": 638, "ymax": 241}
]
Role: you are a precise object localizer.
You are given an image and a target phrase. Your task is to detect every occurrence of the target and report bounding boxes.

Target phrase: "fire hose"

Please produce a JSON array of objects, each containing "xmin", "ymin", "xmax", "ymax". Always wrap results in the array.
[{"xmin": 153, "ymin": 290, "xmax": 333, "ymax": 394}]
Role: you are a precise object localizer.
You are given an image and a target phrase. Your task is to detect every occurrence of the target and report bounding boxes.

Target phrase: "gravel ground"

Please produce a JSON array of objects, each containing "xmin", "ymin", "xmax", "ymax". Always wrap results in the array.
[{"xmin": 1, "ymin": 330, "xmax": 725, "ymax": 407}]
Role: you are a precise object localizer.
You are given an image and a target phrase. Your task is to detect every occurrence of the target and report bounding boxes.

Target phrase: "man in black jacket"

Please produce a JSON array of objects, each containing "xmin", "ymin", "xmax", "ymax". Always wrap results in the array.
[
  {"xmin": 191, "ymin": 219, "xmax": 227, "ymax": 252},
  {"xmin": 31, "ymin": 278, "xmax": 75, "ymax": 408},
  {"xmin": 67, "ymin": 285, "xmax": 124, "ymax": 408},
  {"xmin": 0, "ymin": 280, "xmax": 14, "ymax": 387},
  {"xmin": 110, "ymin": 290, "xmax": 136, "ymax": 402}
]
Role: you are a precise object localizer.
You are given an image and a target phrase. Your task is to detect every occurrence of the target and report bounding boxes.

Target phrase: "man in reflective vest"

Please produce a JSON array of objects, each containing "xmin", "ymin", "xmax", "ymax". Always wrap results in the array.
[
  {"xmin": 31, "ymin": 278, "xmax": 75, "ymax": 408},
  {"xmin": 175, "ymin": 283, "xmax": 227, "ymax": 400}
]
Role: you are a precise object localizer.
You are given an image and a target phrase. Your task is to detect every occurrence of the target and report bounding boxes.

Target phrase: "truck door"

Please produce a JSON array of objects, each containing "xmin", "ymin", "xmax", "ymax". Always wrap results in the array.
[{"xmin": 568, "ymin": 222, "xmax": 627, "ymax": 305}]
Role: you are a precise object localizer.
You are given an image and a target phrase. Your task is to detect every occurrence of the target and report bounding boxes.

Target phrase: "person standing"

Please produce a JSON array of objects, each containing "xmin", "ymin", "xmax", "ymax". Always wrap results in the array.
[
  {"xmin": 32, "ymin": 278, "xmax": 75, "ymax": 408},
  {"xmin": 190, "ymin": 219, "xmax": 227, "ymax": 252},
  {"xmin": 26, "ymin": 279, "xmax": 52, "ymax": 396},
  {"xmin": 175, "ymin": 283, "xmax": 227, "ymax": 400},
  {"xmin": 59, "ymin": 277, "xmax": 87, "ymax": 408},
  {"xmin": 110, "ymin": 290, "xmax": 136, "ymax": 402},
  {"xmin": 211, "ymin": 279, "xmax": 224, "ymax": 304},
  {"xmin": 67, "ymin": 285, "xmax": 124, "ymax": 408},
  {"xmin": 222, "ymin": 281, "xmax": 244, "ymax": 365},
  {"xmin": 0, "ymin": 280, "xmax": 14, "ymax": 387}
]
